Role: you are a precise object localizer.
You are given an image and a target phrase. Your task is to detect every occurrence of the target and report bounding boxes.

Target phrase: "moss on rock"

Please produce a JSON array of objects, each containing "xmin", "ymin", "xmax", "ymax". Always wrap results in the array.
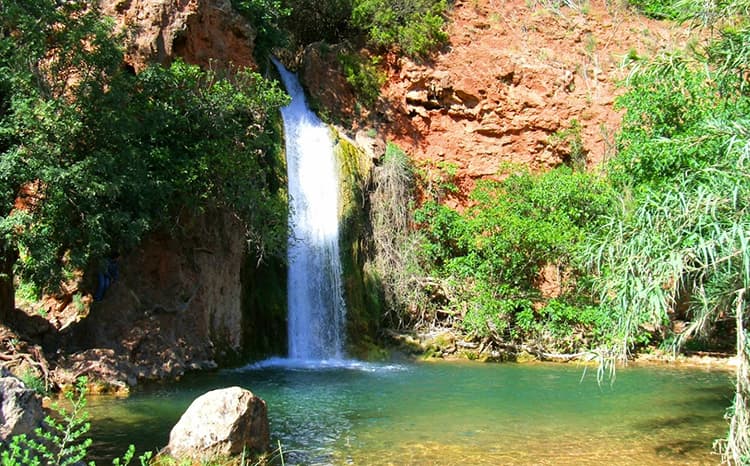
[{"xmin": 332, "ymin": 129, "xmax": 385, "ymax": 359}]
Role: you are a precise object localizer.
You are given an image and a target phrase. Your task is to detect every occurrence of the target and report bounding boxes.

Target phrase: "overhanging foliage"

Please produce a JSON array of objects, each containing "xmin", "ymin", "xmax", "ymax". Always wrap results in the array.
[{"xmin": 0, "ymin": 0, "xmax": 290, "ymax": 293}]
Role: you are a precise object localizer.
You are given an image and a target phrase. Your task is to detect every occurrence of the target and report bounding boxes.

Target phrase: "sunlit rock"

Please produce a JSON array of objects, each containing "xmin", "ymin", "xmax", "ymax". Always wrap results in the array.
[
  {"xmin": 166, "ymin": 387, "xmax": 269, "ymax": 459},
  {"xmin": 0, "ymin": 368, "xmax": 43, "ymax": 441}
]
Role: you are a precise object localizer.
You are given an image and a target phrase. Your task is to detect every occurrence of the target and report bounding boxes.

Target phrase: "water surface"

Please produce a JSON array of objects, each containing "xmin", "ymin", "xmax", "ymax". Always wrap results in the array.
[{"xmin": 88, "ymin": 361, "xmax": 731, "ymax": 465}]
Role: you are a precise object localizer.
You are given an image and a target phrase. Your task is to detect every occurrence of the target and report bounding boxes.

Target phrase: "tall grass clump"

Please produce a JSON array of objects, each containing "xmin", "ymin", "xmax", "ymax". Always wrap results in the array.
[
  {"xmin": 370, "ymin": 143, "xmax": 425, "ymax": 329},
  {"xmin": 579, "ymin": 0, "xmax": 750, "ymax": 460}
]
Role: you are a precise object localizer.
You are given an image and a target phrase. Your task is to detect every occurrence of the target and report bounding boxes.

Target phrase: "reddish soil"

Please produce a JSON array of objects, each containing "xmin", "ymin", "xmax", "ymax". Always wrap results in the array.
[{"xmin": 376, "ymin": 0, "xmax": 687, "ymax": 197}]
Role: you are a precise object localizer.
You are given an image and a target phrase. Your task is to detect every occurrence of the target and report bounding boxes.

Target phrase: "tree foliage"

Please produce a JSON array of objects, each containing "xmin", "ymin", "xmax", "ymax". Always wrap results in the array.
[
  {"xmin": 580, "ymin": 2, "xmax": 750, "ymax": 462},
  {"xmin": 281, "ymin": 0, "xmax": 354, "ymax": 46},
  {"xmin": 233, "ymin": 0, "xmax": 291, "ymax": 59},
  {"xmin": 351, "ymin": 0, "xmax": 450, "ymax": 57},
  {"xmin": 0, "ymin": 0, "xmax": 289, "ymax": 293},
  {"xmin": 415, "ymin": 166, "xmax": 616, "ymax": 350}
]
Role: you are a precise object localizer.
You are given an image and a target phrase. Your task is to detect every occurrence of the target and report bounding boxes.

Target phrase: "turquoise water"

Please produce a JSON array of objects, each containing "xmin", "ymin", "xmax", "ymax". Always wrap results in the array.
[{"xmin": 87, "ymin": 360, "xmax": 732, "ymax": 465}]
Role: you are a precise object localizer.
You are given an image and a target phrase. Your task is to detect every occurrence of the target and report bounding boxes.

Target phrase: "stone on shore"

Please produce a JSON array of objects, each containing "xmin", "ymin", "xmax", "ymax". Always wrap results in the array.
[
  {"xmin": 166, "ymin": 386, "xmax": 269, "ymax": 460},
  {"xmin": 0, "ymin": 368, "xmax": 44, "ymax": 441}
]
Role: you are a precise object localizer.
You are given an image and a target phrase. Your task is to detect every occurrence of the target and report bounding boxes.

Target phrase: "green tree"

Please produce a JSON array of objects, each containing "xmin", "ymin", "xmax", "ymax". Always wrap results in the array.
[
  {"xmin": 415, "ymin": 166, "xmax": 615, "ymax": 349},
  {"xmin": 0, "ymin": 0, "xmax": 289, "ymax": 302},
  {"xmin": 581, "ymin": 1, "xmax": 750, "ymax": 461},
  {"xmin": 0, "ymin": 0, "xmax": 124, "ymax": 307},
  {"xmin": 351, "ymin": 0, "xmax": 449, "ymax": 57}
]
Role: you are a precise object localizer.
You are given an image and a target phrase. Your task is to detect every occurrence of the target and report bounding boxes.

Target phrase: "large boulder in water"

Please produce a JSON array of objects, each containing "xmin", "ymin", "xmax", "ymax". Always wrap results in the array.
[
  {"xmin": 166, "ymin": 387, "xmax": 269, "ymax": 459},
  {"xmin": 0, "ymin": 368, "xmax": 44, "ymax": 441}
]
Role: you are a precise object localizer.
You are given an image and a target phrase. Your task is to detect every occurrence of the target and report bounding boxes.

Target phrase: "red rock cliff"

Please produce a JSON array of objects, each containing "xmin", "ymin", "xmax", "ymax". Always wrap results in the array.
[
  {"xmin": 388, "ymin": 1, "xmax": 684, "ymax": 181},
  {"xmin": 99, "ymin": 0, "xmax": 257, "ymax": 71},
  {"xmin": 302, "ymin": 0, "xmax": 685, "ymax": 196}
]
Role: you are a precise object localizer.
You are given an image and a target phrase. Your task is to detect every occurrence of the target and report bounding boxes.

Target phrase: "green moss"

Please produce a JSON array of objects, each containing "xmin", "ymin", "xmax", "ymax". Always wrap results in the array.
[
  {"xmin": 459, "ymin": 350, "xmax": 480, "ymax": 360},
  {"xmin": 241, "ymin": 252, "xmax": 288, "ymax": 360},
  {"xmin": 332, "ymin": 130, "xmax": 385, "ymax": 359},
  {"xmin": 421, "ymin": 332, "xmax": 457, "ymax": 359},
  {"xmin": 387, "ymin": 333, "xmax": 425, "ymax": 355},
  {"xmin": 515, "ymin": 351, "xmax": 539, "ymax": 364},
  {"xmin": 422, "ymin": 346, "xmax": 440, "ymax": 359}
]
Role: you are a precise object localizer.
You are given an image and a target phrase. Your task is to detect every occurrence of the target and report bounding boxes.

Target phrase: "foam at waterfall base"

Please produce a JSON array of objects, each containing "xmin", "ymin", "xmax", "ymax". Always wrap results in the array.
[{"xmin": 234, "ymin": 356, "xmax": 406, "ymax": 373}]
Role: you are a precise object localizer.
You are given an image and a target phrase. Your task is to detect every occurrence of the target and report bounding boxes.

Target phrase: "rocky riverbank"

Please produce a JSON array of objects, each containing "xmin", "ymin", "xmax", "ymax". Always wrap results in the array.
[{"xmin": 384, "ymin": 328, "xmax": 737, "ymax": 372}]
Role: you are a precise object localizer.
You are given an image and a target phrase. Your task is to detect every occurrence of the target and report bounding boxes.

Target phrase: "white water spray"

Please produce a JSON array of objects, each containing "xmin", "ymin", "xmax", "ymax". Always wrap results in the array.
[{"xmin": 272, "ymin": 57, "xmax": 347, "ymax": 362}]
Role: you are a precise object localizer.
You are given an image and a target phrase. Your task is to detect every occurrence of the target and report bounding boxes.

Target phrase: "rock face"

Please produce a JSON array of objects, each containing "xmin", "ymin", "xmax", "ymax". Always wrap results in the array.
[
  {"xmin": 378, "ymin": 0, "xmax": 685, "ymax": 188},
  {"xmin": 300, "ymin": 0, "xmax": 686, "ymax": 199},
  {"xmin": 300, "ymin": 42, "xmax": 359, "ymax": 122},
  {"xmin": 166, "ymin": 387, "xmax": 269, "ymax": 459},
  {"xmin": 0, "ymin": 368, "xmax": 44, "ymax": 441},
  {"xmin": 99, "ymin": 0, "xmax": 257, "ymax": 71},
  {"xmin": 48, "ymin": 211, "xmax": 247, "ymax": 387}
]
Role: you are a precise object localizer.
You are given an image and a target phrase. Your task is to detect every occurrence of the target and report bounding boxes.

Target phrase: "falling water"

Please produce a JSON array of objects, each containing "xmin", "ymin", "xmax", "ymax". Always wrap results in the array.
[{"xmin": 272, "ymin": 57, "xmax": 346, "ymax": 361}]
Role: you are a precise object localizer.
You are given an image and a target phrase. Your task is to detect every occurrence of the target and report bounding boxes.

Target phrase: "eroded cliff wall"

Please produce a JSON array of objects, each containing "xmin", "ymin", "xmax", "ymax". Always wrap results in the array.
[
  {"xmin": 99, "ymin": 0, "xmax": 257, "ymax": 71},
  {"xmin": 300, "ymin": 0, "xmax": 685, "ymax": 198},
  {"xmin": 55, "ymin": 211, "xmax": 247, "ymax": 385}
]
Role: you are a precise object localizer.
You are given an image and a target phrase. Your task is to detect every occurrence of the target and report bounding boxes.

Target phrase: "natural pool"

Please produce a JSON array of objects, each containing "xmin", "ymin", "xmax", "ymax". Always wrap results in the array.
[{"xmin": 87, "ymin": 360, "xmax": 732, "ymax": 465}]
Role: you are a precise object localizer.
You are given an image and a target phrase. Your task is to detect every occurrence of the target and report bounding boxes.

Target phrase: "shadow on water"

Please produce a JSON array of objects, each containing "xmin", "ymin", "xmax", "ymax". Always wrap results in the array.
[
  {"xmin": 654, "ymin": 439, "xmax": 713, "ymax": 457},
  {"xmin": 634, "ymin": 414, "xmax": 714, "ymax": 430},
  {"xmin": 87, "ymin": 415, "xmax": 173, "ymax": 462},
  {"xmin": 673, "ymin": 392, "xmax": 734, "ymax": 410}
]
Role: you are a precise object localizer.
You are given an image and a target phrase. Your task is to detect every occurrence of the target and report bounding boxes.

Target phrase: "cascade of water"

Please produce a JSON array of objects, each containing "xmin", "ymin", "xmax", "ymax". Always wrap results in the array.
[{"xmin": 272, "ymin": 57, "xmax": 347, "ymax": 361}]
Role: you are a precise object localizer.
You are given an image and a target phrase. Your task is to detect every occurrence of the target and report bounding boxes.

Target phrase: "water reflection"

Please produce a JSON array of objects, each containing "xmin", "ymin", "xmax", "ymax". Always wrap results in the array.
[{"xmin": 87, "ymin": 362, "xmax": 731, "ymax": 465}]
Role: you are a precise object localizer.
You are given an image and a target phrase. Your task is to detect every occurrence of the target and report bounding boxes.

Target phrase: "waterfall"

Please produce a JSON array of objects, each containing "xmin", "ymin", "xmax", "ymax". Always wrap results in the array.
[{"xmin": 273, "ymin": 57, "xmax": 347, "ymax": 361}]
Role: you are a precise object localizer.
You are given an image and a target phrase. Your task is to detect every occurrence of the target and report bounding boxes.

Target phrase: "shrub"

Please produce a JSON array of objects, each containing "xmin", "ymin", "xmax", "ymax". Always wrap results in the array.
[
  {"xmin": 414, "ymin": 166, "xmax": 616, "ymax": 347},
  {"xmin": 626, "ymin": 0, "xmax": 680, "ymax": 20},
  {"xmin": 19, "ymin": 370, "xmax": 48, "ymax": 396},
  {"xmin": 351, "ymin": 0, "xmax": 450, "ymax": 58},
  {"xmin": 338, "ymin": 52, "xmax": 386, "ymax": 106},
  {"xmin": 547, "ymin": 119, "xmax": 586, "ymax": 171}
]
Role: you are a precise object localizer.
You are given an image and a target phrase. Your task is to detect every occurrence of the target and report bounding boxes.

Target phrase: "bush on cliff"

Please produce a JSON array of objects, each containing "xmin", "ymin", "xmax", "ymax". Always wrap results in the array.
[{"xmin": 352, "ymin": 0, "xmax": 450, "ymax": 57}]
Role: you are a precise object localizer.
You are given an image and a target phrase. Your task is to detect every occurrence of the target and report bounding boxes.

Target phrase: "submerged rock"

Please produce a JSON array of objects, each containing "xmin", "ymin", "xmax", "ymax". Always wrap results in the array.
[
  {"xmin": 0, "ymin": 368, "xmax": 44, "ymax": 441},
  {"xmin": 166, "ymin": 387, "xmax": 269, "ymax": 460}
]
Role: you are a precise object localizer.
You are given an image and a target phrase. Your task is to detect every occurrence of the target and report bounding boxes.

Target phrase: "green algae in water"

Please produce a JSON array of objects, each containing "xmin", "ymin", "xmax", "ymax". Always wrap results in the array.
[{"xmin": 86, "ymin": 361, "xmax": 731, "ymax": 465}]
